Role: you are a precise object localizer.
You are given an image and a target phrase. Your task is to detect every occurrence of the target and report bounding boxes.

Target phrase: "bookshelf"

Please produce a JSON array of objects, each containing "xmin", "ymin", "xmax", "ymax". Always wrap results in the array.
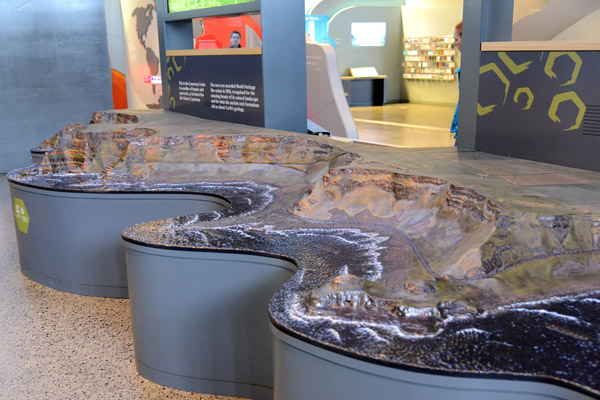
[{"xmin": 402, "ymin": 36, "xmax": 456, "ymax": 81}]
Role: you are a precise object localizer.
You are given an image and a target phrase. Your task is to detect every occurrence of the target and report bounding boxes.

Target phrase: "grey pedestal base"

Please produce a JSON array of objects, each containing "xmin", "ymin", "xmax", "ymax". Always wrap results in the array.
[
  {"xmin": 124, "ymin": 243, "xmax": 296, "ymax": 400},
  {"xmin": 8, "ymin": 182, "xmax": 228, "ymax": 298},
  {"xmin": 136, "ymin": 361, "xmax": 273, "ymax": 400},
  {"xmin": 271, "ymin": 326, "xmax": 594, "ymax": 400},
  {"xmin": 30, "ymin": 148, "xmax": 49, "ymax": 164},
  {"xmin": 21, "ymin": 263, "xmax": 129, "ymax": 298}
]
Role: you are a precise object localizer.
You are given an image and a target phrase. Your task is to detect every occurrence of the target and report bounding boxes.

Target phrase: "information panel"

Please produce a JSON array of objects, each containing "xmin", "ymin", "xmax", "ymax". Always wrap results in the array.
[{"xmin": 166, "ymin": 55, "xmax": 264, "ymax": 126}]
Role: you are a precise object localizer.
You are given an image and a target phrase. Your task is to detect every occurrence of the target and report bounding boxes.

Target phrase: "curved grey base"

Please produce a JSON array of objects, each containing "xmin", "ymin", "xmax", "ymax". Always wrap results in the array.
[
  {"xmin": 124, "ymin": 243, "xmax": 296, "ymax": 400},
  {"xmin": 136, "ymin": 360, "xmax": 273, "ymax": 400},
  {"xmin": 9, "ymin": 182, "xmax": 228, "ymax": 298},
  {"xmin": 21, "ymin": 264, "xmax": 128, "ymax": 298},
  {"xmin": 271, "ymin": 326, "xmax": 594, "ymax": 400}
]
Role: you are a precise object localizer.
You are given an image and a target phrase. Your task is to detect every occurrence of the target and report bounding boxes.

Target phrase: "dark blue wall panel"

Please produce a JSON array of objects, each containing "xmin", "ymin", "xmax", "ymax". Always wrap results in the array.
[{"xmin": 477, "ymin": 50, "xmax": 600, "ymax": 172}]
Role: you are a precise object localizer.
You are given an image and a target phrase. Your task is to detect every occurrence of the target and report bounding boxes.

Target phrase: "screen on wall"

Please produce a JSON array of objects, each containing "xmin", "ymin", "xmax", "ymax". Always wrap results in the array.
[
  {"xmin": 351, "ymin": 22, "xmax": 386, "ymax": 47},
  {"xmin": 168, "ymin": 0, "xmax": 254, "ymax": 13}
]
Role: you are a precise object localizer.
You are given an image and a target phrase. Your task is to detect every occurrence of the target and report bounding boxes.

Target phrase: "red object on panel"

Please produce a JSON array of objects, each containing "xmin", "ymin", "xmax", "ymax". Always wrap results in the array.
[
  {"xmin": 111, "ymin": 69, "xmax": 128, "ymax": 109},
  {"xmin": 194, "ymin": 15, "xmax": 262, "ymax": 49}
]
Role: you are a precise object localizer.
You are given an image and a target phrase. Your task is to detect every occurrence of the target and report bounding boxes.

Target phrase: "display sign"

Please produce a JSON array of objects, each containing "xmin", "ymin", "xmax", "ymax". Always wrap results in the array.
[
  {"xmin": 477, "ymin": 50, "xmax": 600, "ymax": 172},
  {"xmin": 305, "ymin": 15, "xmax": 335, "ymax": 47},
  {"xmin": 350, "ymin": 67, "xmax": 379, "ymax": 78},
  {"xmin": 351, "ymin": 22, "xmax": 386, "ymax": 47},
  {"xmin": 168, "ymin": 0, "xmax": 254, "ymax": 13},
  {"xmin": 13, "ymin": 198, "xmax": 29, "ymax": 234},
  {"xmin": 166, "ymin": 55, "xmax": 264, "ymax": 126},
  {"xmin": 144, "ymin": 75, "xmax": 162, "ymax": 84}
]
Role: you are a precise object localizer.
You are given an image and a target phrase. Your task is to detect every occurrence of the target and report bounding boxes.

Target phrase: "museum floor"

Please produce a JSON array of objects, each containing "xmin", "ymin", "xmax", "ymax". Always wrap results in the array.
[
  {"xmin": 1, "ymin": 106, "xmax": 600, "ymax": 399},
  {"xmin": 351, "ymin": 103, "xmax": 456, "ymax": 147}
]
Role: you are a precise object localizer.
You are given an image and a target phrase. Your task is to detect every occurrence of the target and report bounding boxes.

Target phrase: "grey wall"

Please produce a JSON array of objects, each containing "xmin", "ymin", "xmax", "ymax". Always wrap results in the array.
[
  {"xmin": 328, "ymin": 6, "xmax": 403, "ymax": 103},
  {"xmin": 262, "ymin": 0, "xmax": 307, "ymax": 133},
  {"xmin": 0, "ymin": 1, "xmax": 113, "ymax": 172}
]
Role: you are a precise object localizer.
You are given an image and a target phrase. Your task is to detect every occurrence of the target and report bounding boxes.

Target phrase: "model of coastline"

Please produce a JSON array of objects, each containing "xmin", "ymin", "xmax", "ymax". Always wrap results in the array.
[{"xmin": 11, "ymin": 110, "xmax": 600, "ymax": 397}]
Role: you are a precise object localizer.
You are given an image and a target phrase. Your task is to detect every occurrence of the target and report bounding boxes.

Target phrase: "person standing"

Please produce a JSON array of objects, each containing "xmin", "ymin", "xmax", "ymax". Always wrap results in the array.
[{"xmin": 450, "ymin": 21, "xmax": 462, "ymax": 144}]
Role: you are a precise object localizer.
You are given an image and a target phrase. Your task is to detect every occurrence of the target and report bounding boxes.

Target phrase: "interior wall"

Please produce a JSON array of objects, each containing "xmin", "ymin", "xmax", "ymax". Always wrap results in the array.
[
  {"xmin": 552, "ymin": 9, "xmax": 600, "ymax": 40},
  {"xmin": 120, "ymin": 0, "xmax": 162, "ymax": 109},
  {"xmin": 404, "ymin": 0, "xmax": 461, "ymax": 7},
  {"xmin": 0, "ymin": 1, "xmax": 113, "ymax": 172},
  {"xmin": 308, "ymin": 0, "xmax": 461, "ymax": 105},
  {"xmin": 105, "ymin": 1, "xmax": 128, "ymax": 76},
  {"xmin": 512, "ymin": 0, "xmax": 548, "ymax": 24},
  {"xmin": 512, "ymin": 0, "xmax": 600, "ymax": 40},
  {"xmin": 306, "ymin": 0, "xmax": 323, "ymax": 13},
  {"xmin": 105, "ymin": 0, "xmax": 128, "ymax": 109},
  {"xmin": 328, "ymin": 6, "xmax": 404, "ymax": 103},
  {"xmin": 400, "ymin": 4, "xmax": 462, "ymax": 105}
]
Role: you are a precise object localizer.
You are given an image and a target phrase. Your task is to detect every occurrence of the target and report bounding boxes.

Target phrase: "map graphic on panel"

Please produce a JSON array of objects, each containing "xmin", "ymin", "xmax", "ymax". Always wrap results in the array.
[{"xmin": 123, "ymin": 0, "xmax": 163, "ymax": 109}]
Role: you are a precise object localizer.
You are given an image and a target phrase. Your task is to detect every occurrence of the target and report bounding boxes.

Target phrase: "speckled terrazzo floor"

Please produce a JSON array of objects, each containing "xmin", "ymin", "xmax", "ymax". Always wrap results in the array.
[{"xmin": 0, "ymin": 174, "xmax": 247, "ymax": 399}]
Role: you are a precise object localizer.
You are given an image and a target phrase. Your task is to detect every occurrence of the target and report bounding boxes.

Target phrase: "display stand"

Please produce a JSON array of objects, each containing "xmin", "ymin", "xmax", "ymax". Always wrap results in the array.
[
  {"xmin": 271, "ymin": 326, "xmax": 594, "ymax": 400},
  {"xmin": 124, "ymin": 242, "xmax": 296, "ymax": 400},
  {"xmin": 341, "ymin": 75, "xmax": 388, "ymax": 106},
  {"xmin": 8, "ymin": 182, "xmax": 228, "ymax": 298},
  {"xmin": 9, "ymin": 110, "xmax": 600, "ymax": 399}
]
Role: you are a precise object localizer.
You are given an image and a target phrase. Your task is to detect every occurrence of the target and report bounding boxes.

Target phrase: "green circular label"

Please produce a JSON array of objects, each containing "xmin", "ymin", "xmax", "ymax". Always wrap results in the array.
[{"xmin": 14, "ymin": 198, "xmax": 30, "ymax": 234}]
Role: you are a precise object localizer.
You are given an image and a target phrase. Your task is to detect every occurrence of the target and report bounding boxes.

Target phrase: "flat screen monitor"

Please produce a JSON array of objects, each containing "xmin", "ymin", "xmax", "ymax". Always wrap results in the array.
[
  {"xmin": 168, "ymin": 0, "xmax": 254, "ymax": 13},
  {"xmin": 351, "ymin": 22, "xmax": 386, "ymax": 47}
]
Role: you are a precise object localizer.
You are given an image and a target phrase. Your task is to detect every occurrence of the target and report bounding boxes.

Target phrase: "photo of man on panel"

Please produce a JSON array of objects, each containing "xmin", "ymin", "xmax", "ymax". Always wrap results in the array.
[{"xmin": 229, "ymin": 30, "xmax": 242, "ymax": 48}]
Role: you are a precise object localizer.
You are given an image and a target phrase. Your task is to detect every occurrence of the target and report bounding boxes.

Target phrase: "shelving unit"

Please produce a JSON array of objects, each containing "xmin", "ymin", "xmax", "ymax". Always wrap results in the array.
[{"xmin": 402, "ymin": 36, "xmax": 456, "ymax": 81}]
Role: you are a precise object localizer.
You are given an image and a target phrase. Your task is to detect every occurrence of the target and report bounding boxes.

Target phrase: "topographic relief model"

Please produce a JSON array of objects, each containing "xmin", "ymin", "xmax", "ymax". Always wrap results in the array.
[{"xmin": 11, "ymin": 111, "xmax": 600, "ymax": 397}]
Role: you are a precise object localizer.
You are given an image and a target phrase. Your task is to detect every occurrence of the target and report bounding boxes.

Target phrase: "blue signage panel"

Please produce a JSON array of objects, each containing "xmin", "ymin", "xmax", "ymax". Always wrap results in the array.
[{"xmin": 166, "ymin": 55, "xmax": 265, "ymax": 126}]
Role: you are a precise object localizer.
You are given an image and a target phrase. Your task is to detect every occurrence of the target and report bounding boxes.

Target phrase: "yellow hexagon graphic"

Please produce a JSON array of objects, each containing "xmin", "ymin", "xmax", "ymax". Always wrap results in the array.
[
  {"xmin": 13, "ymin": 198, "xmax": 30, "ymax": 234},
  {"xmin": 478, "ymin": 63, "xmax": 510, "ymax": 116},
  {"xmin": 548, "ymin": 91, "xmax": 586, "ymax": 131},
  {"xmin": 513, "ymin": 87, "xmax": 534, "ymax": 110},
  {"xmin": 499, "ymin": 52, "xmax": 532, "ymax": 74},
  {"xmin": 544, "ymin": 52, "xmax": 582, "ymax": 86}
]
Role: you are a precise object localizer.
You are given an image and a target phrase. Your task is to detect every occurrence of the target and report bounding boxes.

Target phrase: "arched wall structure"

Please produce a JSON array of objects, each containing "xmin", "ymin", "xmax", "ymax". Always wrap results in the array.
[
  {"xmin": 328, "ymin": 5, "xmax": 404, "ymax": 103},
  {"xmin": 308, "ymin": 0, "xmax": 405, "ymax": 17}
]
